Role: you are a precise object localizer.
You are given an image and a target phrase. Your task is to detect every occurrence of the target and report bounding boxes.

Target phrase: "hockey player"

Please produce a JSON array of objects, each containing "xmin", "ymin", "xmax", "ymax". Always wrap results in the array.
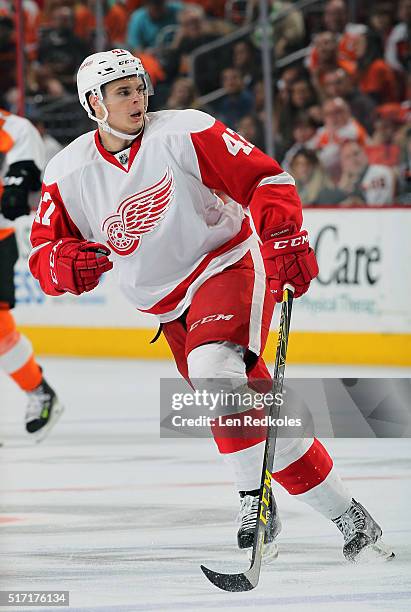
[
  {"xmin": 0, "ymin": 108, "xmax": 63, "ymax": 441},
  {"xmin": 29, "ymin": 49, "xmax": 393, "ymax": 562}
]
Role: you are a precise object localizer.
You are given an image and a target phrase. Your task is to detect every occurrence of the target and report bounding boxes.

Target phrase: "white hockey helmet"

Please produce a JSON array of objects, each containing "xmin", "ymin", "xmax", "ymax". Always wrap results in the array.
[{"xmin": 77, "ymin": 48, "xmax": 154, "ymax": 140}]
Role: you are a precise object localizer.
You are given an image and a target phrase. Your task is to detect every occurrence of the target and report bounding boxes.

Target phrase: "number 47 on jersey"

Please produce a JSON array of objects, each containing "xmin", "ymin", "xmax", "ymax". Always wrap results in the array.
[
  {"xmin": 222, "ymin": 128, "xmax": 254, "ymax": 157},
  {"xmin": 34, "ymin": 192, "xmax": 56, "ymax": 226}
]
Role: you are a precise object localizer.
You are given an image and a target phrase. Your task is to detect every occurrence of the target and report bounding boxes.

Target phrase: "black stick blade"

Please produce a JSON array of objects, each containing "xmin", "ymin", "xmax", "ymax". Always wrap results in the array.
[{"xmin": 200, "ymin": 564, "xmax": 259, "ymax": 592}]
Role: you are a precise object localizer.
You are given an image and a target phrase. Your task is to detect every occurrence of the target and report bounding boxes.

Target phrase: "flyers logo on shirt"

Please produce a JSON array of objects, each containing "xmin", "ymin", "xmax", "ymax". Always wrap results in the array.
[{"xmin": 102, "ymin": 167, "xmax": 175, "ymax": 256}]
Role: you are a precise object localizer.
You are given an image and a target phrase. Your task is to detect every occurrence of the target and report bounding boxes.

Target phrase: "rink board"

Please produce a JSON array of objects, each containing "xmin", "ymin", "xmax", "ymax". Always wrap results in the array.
[{"xmin": 12, "ymin": 208, "xmax": 411, "ymax": 365}]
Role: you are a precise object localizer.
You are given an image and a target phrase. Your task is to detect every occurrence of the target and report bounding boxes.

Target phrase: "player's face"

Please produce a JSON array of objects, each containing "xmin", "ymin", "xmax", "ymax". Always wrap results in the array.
[{"xmin": 102, "ymin": 76, "xmax": 146, "ymax": 135}]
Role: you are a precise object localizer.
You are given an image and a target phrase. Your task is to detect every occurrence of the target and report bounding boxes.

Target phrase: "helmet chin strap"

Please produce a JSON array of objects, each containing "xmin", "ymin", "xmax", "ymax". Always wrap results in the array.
[{"xmin": 90, "ymin": 99, "xmax": 146, "ymax": 141}]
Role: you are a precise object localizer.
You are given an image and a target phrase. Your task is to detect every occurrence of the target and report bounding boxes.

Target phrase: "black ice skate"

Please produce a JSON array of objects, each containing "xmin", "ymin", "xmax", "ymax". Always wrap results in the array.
[
  {"xmin": 333, "ymin": 498, "xmax": 395, "ymax": 563},
  {"xmin": 25, "ymin": 378, "xmax": 64, "ymax": 442},
  {"xmin": 237, "ymin": 489, "xmax": 281, "ymax": 561}
]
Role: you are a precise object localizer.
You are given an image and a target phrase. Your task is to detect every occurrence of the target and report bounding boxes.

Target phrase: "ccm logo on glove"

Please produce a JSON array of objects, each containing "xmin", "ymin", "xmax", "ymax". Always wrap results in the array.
[
  {"xmin": 272, "ymin": 234, "xmax": 309, "ymax": 249},
  {"xmin": 261, "ymin": 224, "xmax": 319, "ymax": 302}
]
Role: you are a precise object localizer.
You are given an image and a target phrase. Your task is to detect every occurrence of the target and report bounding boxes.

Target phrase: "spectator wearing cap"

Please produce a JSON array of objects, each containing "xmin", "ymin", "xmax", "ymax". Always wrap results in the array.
[
  {"xmin": 321, "ymin": 67, "xmax": 376, "ymax": 133},
  {"xmin": 310, "ymin": 96, "xmax": 368, "ymax": 181},
  {"xmin": 212, "ymin": 67, "xmax": 254, "ymax": 129},
  {"xmin": 127, "ymin": 0, "xmax": 183, "ymax": 52},
  {"xmin": 354, "ymin": 27, "xmax": 399, "ymax": 104},
  {"xmin": 338, "ymin": 140, "xmax": 395, "ymax": 205}
]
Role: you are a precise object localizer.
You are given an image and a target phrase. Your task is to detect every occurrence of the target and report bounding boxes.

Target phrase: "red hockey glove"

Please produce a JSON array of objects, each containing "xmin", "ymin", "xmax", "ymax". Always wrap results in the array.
[
  {"xmin": 260, "ymin": 224, "xmax": 319, "ymax": 303},
  {"xmin": 50, "ymin": 239, "xmax": 113, "ymax": 295}
]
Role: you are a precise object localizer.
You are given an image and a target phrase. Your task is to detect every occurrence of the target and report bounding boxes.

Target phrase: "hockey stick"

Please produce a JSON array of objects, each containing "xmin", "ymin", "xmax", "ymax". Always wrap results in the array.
[{"xmin": 200, "ymin": 284, "xmax": 294, "ymax": 592}]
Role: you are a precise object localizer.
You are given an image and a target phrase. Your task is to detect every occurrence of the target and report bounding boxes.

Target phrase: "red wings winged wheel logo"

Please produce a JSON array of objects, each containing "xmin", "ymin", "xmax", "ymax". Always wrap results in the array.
[{"xmin": 102, "ymin": 167, "xmax": 175, "ymax": 256}]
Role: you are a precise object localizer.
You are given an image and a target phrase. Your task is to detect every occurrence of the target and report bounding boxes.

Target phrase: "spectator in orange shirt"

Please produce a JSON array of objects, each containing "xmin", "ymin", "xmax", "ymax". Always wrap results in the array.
[
  {"xmin": 0, "ymin": 0, "xmax": 41, "ymax": 60},
  {"xmin": 105, "ymin": 1, "xmax": 129, "ymax": 46},
  {"xmin": 309, "ymin": 31, "xmax": 356, "ymax": 93},
  {"xmin": 38, "ymin": 5, "xmax": 91, "ymax": 91},
  {"xmin": 74, "ymin": 0, "xmax": 95, "ymax": 43},
  {"xmin": 354, "ymin": 27, "xmax": 399, "ymax": 104},
  {"xmin": 74, "ymin": 0, "xmax": 131, "ymax": 47},
  {"xmin": 308, "ymin": 0, "xmax": 366, "ymax": 70}
]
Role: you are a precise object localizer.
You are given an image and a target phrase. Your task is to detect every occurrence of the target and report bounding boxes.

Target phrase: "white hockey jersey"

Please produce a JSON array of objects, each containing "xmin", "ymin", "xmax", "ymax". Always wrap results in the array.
[
  {"xmin": 29, "ymin": 110, "xmax": 301, "ymax": 322},
  {"xmin": 0, "ymin": 109, "xmax": 45, "ymax": 235}
]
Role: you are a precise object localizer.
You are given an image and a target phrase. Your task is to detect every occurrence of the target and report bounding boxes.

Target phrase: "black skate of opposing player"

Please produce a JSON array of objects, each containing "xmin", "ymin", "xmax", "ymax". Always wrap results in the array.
[
  {"xmin": 25, "ymin": 377, "xmax": 64, "ymax": 443},
  {"xmin": 237, "ymin": 488, "xmax": 281, "ymax": 561}
]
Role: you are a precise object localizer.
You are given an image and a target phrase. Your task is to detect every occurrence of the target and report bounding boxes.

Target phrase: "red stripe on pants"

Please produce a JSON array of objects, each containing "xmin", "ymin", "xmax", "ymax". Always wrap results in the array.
[
  {"xmin": 211, "ymin": 407, "xmax": 267, "ymax": 454},
  {"xmin": 272, "ymin": 438, "xmax": 333, "ymax": 495}
]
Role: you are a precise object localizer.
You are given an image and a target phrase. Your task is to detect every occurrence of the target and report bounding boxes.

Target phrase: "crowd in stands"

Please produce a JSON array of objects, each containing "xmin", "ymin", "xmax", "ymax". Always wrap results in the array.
[{"xmin": 0, "ymin": 0, "xmax": 410, "ymax": 205}]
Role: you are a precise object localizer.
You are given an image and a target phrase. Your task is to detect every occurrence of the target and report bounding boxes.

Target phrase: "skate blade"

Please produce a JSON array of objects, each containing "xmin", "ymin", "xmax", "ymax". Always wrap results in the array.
[
  {"xmin": 247, "ymin": 541, "xmax": 279, "ymax": 564},
  {"xmin": 354, "ymin": 539, "xmax": 395, "ymax": 564},
  {"xmin": 31, "ymin": 402, "xmax": 64, "ymax": 444}
]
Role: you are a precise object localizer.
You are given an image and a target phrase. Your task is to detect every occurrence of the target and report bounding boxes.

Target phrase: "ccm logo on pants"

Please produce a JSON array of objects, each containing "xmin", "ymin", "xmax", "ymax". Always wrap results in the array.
[{"xmin": 189, "ymin": 314, "xmax": 234, "ymax": 332}]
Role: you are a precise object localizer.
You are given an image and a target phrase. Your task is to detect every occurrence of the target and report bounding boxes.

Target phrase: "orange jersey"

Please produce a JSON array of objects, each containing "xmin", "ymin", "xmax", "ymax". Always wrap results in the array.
[
  {"xmin": 311, "ymin": 118, "xmax": 368, "ymax": 149},
  {"xmin": 358, "ymin": 60, "xmax": 399, "ymax": 103}
]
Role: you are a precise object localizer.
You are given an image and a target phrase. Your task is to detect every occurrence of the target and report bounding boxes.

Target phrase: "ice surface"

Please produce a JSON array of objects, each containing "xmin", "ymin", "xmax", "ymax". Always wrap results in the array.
[{"xmin": 0, "ymin": 359, "xmax": 410, "ymax": 611}]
